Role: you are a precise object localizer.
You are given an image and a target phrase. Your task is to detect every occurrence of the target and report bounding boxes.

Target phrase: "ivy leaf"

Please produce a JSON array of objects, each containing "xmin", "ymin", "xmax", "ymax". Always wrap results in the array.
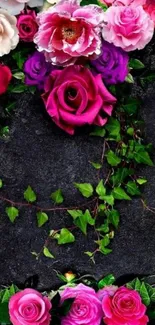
[
  {"xmin": 113, "ymin": 187, "xmax": 131, "ymax": 200},
  {"xmin": 106, "ymin": 150, "xmax": 121, "ymax": 167},
  {"xmin": 101, "ymin": 195, "xmax": 114, "ymax": 206},
  {"xmin": 51, "ymin": 189, "xmax": 64, "ymax": 204},
  {"xmin": 105, "ymin": 118, "xmax": 121, "ymax": 141},
  {"xmin": 134, "ymin": 150, "xmax": 153, "ymax": 166},
  {"xmin": 90, "ymin": 162, "xmax": 102, "ymax": 169},
  {"xmin": 90, "ymin": 127, "xmax": 106, "ymax": 137},
  {"xmin": 74, "ymin": 183, "xmax": 93, "ymax": 198},
  {"xmin": 96, "ymin": 235, "xmax": 112, "ymax": 255},
  {"xmin": 111, "ymin": 168, "xmax": 134, "ymax": 187},
  {"xmin": 126, "ymin": 181, "xmax": 141, "ymax": 196},
  {"xmin": 57, "ymin": 228, "xmax": 75, "ymax": 245},
  {"xmin": 122, "ymin": 98, "xmax": 140, "ymax": 115},
  {"xmin": 0, "ymin": 302, "xmax": 10, "ymax": 324},
  {"xmin": 140, "ymin": 282, "xmax": 150, "ymax": 306},
  {"xmin": 98, "ymin": 274, "xmax": 115, "ymax": 289},
  {"xmin": 96, "ymin": 180, "xmax": 106, "ymax": 197},
  {"xmin": 67, "ymin": 210, "xmax": 82, "ymax": 220},
  {"xmin": 107, "ymin": 209, "xmax": 120, "ymax": 228},
  {"xmin": 136, "ymin": 178, "xmax": 147, "ymax": 185},
  {"xmin": 129, "ymin": 59, "xmax": 145, "ymax": 70},
  {"xmin": 43, "ymin": 247, "xmax": 54, "ymax": 259},
  {"xmin": 6, "ymin": 207, "xmax": 19, "ymax": 223},
  {"xmin": 0, "ymin": 179, "xmax": 3, "ymax": 188},
  {"xmin": 36, "ymin": 212, "xmax": 48, "ymax": 227},
  {"xmin": 24, "ymin": 186, "xmax": 36, "ymax": 203},
  {"xmin": 74, "ymin": 210, "xmax": 94, "ymax": 235}
]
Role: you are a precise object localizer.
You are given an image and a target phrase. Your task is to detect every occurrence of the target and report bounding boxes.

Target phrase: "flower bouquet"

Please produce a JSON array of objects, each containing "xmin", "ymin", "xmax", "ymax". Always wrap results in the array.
[{"xmin": 1, "ymin": 273, "xmax": 155, "ymax": 325}]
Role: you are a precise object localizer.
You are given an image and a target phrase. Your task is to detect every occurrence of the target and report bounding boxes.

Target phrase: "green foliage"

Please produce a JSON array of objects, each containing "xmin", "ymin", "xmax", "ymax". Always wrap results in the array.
[
  {"xmin": 98, "ymin": 274, "xmax": 116, "ymax": 289},
  {"xmin": 90, "ymin": 162, "xmax": 102, "ymax": 169},
  {"xmin": 129, "ymin": 59, "xmax": 145, "ymax": 70},
  {"xmin": 55, "ymin": 228, "xmax": 75, "ymax": 244},
  {"xmin": 90, "ymin": 127, "xmax": 106, "ymax": 137},
  {"xmin": 126, "ymin": 278, "xmax": 155, "ymax": 307},
  {"xmin": 43, "ymin": 247, "xmax": 54, "ymax": 259},
  {"xmin": 105, "ymin": 118, "xmax": 121, "ymax": 141},
  {"xmin": 24, "ymin": 186, "xmax": 36, "ymax": 203},
  {"xmin": 51, "ymin": 189, "xmax": 64, "ymax": 204},
  {"xmin": 37, "ymin": 212, "xmax": 48, "ymax": 227},
  {"xmin": 113, "ymin": 187, "xmax": 131, "ymax": 200},
  {"xmin": 106, "ymin": 150, "xmax": 121, "ymax": 167},
  {"xmin": 74, "ymin": 183, "xmax": 94, "ymax": 198},
  {"xmin": 0, "ymin": 285, "xmax": 19, "ymax": 324},
  {"xmin": 68, "ymin": 209, "xmax": 94, "ymax": 235},
  {"xmin": 0, "ymin": 179, "xmax": 3, "ymax": 188},
  {"xmin": 6, "ymin": 207, "xmax": 19, "ymax": 223}
]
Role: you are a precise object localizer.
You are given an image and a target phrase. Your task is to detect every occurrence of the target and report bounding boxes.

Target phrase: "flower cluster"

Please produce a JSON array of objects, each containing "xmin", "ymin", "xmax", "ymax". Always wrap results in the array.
[
  {"xmin": 0, "ymin": 0, "xmax": 154, "ymax": 134},
  {"xmin": 2, "ymin": 273, "xmax": 154, "ymax": 325}
]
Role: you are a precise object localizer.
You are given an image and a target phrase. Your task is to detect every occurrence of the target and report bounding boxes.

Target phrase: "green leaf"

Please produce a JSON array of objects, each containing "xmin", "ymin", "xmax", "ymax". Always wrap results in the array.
[
  {"xmin": 101, "ymin": 195, "xmax": 114, "ymax": 206},
  {"xmin": 113, "ymin": 187, "xmax": 131, "ymax": 200},
  {"xmin": 51, "ymin": 189, "xmax": 64, "ymax": 204},
  {"xmin": 134, "ymin": 150, "xmax": 153, "ymax": 166},
  {"xmin": 105, "ymin": 118, "xmax": 121, "ymax": 141},
  {"xmin": 106, "ymin": 150, "xmax": 121, "ymax": 167},
  {"xmin": 13, "ymin": 72, "xmax": 25, "ymax": 80},
  {"xmin": 126, "ymin": 278, "xmax": 141, "ymax": 291},
  {"xmin": 43, "ymin": 247, "xmax": 54, "ymax": 259},
  {"xmin": 67, "ymin": 209, "xmax": 82, "ymax": 220},
  {"xmin": 57, "ymin": 228, "xmax": 75, "ymax": 245},
  {"xmin": 126, "ymin": 181, "xmax": 141, "ymax": 196},
  {"xmin": 129, "ymin": 59, "xmax": 145, "ymax": 70},
  {"xmin": 90, "ymin": 162, "xmax": 102, "ymax": 169},
  {"xmin": 98, "ymin": 274, "xmax": 115, "ymax": 289},
  {"xmin": 140, "ymin": 282, "xmax": 150, "ymax": 306},
  {"xmin": 90, "ymin": 127, "xmax": 106, "ymax": 137},
  {"xmin": 108, "ymin": 209, "xmax": 120, "ymax": 228},
  {"xmin": 37, "ymin": 212, "xmax": 48, "ymax": 227},
  {"xmin": 127, "ymin": 127, "xmax": 134, "ymax": 136},
  {"xmin": 0, "ymin": 302, "xmax": 10, "ymax": 324},
  {"xmin": 111, "ymin": 168, "xmax": 134, "ymax": 187},
  {"xmin": 24, "ymin": 186, "xmax": 36, "ymax": 203},
  {"xmin": 125, "ymin": 73, "xmax": 134, "ymax": 84},
  {"xmin": 6, "ymin": 207, "xmax": 19, "ymax": 223},
  {"xmin": 11, "ymin": 84, "xmax": 28, "ymax": 93},
  {"xmin": 74, "ymin": 209, "xmax": 94, "ymax": 235},
  {"xmin": 0, "ymin": 179, "xmax": 3, "ymax": 188},
  {"xmin": 96, "ymin": 220, "xmax": 109, "ymax": 233},
  {"xmin": 122, "ymin": 98, "xmax": 140, "ymax": 115},
  {"xmin": 96, "ymin": 180, "xmax": 106, "ymax": 197},
  {"xmin": 136, "ymin": 178, "xmax": 147, "ymax": 185},
  {"xmin": 74, "ymin": 183, "xmax": 93, "ymax": 198},
  {"xmin": 84, "ymin": 251, "xmax": 94, "ymax": 257}
]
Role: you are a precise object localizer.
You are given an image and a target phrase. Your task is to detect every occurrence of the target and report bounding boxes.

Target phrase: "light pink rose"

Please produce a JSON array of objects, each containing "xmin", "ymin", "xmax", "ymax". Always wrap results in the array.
[
  {"xmin": 9, "ymin": 288, "xmax": 52, "ymax": 325},
  {"xmin": 0, "ymin": 9, "xmax": 19, "ymax": 56},
  {"xmin": 34, "ymin": 0, "xmax": 104, "ymax": 66},
  {"xmin": 42, "ymin": 65, "xmax": 116, "ymax": 135},
  {"xmin": 101, "ymin": 286, "xmax": 149, "ymax": 325},
  {"xmin": 97, "ymin": 285, "xmax": 118, "ymax": 301},
  {"xmin": 60, "ymin": 283, "xmax": 103, "ymax": 325},
  {"xmin": 144, "ymin": 0, "xmax": 155, "ymax": 26},
  {"xmin": 99, "ymin": 0, "xmax": 146, "ymax": 6},
  {"xmin": 102, "ymin": 5, "xmax": 154, "ymax": 51},
  {"xmin": 0, "ymin": 0, "xmax": 43, "ymax": 16}
]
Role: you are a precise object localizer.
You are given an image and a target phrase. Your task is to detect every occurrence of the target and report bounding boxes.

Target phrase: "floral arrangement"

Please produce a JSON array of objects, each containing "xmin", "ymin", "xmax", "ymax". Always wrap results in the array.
[
  {"xmin": 0, "ymin": 0, "xmax": 155, "ymax": 134},
  {"xmin": 1, "ymin": 273, "xmax": 155, "ymax": 325}
]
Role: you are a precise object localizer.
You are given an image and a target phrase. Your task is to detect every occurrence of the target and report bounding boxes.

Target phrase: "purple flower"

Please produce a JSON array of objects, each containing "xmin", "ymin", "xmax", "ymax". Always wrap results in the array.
[
  {"xmin": 24, "ymin": 51, "xmax": 56, "ymax": 90},
  {"xmin": 91, "ymin": 41, "xmax": 129, "ymax": 85}
]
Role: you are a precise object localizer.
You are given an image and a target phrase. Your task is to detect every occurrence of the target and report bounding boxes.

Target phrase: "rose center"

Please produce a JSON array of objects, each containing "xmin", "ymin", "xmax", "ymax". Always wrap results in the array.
[
  {"xmin": 21, "ymin": 24, "xmax": 31, "ymax": 33},
  {"xmin": 61, "ymin": 21, "xmax": 82, "ymax": 44},
  {"xmin": 67, "ymin": 87, "xmax": 77, "ymax": 98}
]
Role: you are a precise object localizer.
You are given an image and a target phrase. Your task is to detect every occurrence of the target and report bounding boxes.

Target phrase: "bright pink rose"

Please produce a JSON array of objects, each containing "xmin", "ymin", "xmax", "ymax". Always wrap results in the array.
[
  {"xmin": 144, "ymin": 1, "xmax": 155, "ymax": 26},
  {"xmin": 42, "ymin": 65, "xmax": 116, "ymax": 135},
  {"xmin": 60, "ymin": 283, "xmax": 103, "ymax": 325},
  {"xmin": 17, "ymin": 9, "xmax": 38, "ymax": 42},
  {"xmin": 9, "ymin": 289, "xmax": 52, "ymax": 325},
  {"xmin": 102, "ymin": 6, "xmax": 154, "ymax": 51},
  {"xmin": 101, "ymin": 286, "xmax": 149, "ymax": 325},
  {"xmin": 34, "ymin": 0, "xmax": 104, "ymax": 66}
]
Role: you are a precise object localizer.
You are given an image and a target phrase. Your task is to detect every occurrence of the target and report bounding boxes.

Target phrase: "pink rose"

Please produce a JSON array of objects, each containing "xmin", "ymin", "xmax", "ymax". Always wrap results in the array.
[
  {"xmin": 34, "ymin": 0, "xmax": 104, "ymax": 66},
  {"xmin": 9, "ymin": 288, "xmax": 52, "ymax": 325},
  {"xmin": 97, "ymin": 285, "xmax": 118, "ymax": 301},
  {"xmin": 42, "ymin": 65, "xmax": 116, "ymax": 135},
  {"xmin": 17, "ymin": 9, "xmax": 38, "ymax": 42},
  {"xmin": 144, "ymin": 1, "xmax": 155, "ymax": 26},
  {"xmin": 102, "ymin": 6, "xmax": 154, "ymax": 51},
  {"xmin": 60, "ymin": 283, "xmax": 103, "ymax": 325},
  {"xmin": 101, "ymin": 286, "xmax": 149, "ymax": 325}
]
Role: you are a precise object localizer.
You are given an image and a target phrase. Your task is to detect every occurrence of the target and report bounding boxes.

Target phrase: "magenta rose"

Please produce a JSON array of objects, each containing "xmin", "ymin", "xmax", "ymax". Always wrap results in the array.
[
  {"xmin": 34, "ymin": 0, "xmax": 104, "ymax": 66},
  {"xmin": 9, "ymin": 288, "xmax": 52, "ymax": 325},
  {"xmin": 101, "ymin": 286, "xmax": 149, "ymax": 325},
  {"xmin": 42, "ymin": 65, "xmax": 116, "ymax": 135},
  {"xmin": 144, "ymin": 0, "xmax": 155, "ymax": 26},
  {"xmin": 17, "ymin": 9, "xmax": 38, "ymax": 42},
  {"xmin": 102, "ymin": 6, "xmax": 154, "ymax": 51},
  {"xmin": 60, "ymin": 283, "xmax": 103, "ymax": 325}
]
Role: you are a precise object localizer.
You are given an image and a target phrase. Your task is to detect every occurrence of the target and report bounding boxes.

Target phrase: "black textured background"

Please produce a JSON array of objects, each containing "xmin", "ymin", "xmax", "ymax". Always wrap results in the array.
[{"xmin": 0, "ymin": 40, "xmax": 155, "ymax": 290}]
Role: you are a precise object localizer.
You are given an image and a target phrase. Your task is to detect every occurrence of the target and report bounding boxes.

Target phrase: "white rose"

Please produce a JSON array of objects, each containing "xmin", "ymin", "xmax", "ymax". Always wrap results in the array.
[
  {"xmin": 0, "ymin": 0, "xmax": 43, "ymax": 16},
  {"xmin": 0, "ymin": 9, "xmax": 19, "ymax": 56}
]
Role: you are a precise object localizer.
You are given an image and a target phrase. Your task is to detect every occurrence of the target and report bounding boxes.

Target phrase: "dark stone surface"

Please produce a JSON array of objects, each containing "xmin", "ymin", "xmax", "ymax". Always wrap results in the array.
[{"xmin": 0, "ymin": 39, "xmax": 155, "ymax": 289}]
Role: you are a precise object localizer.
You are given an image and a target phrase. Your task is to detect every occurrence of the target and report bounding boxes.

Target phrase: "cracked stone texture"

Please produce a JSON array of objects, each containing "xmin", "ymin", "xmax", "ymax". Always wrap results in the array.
[{"xmin": 0, "ymin": 39, "xmax": 155, "ymax": 290}]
